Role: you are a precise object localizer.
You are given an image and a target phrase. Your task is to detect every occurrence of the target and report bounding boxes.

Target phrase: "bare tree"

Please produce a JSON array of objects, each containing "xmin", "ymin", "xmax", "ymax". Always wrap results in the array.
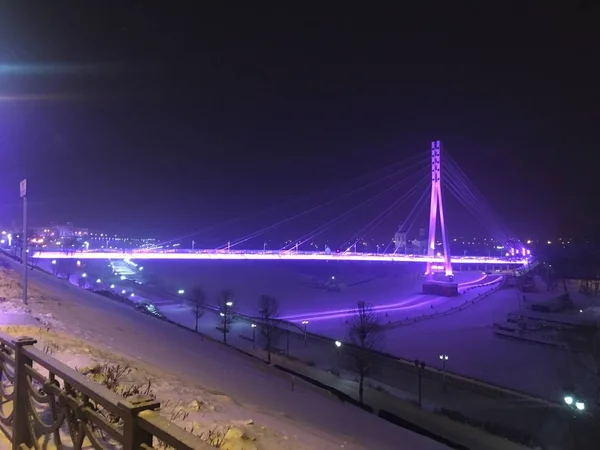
[
  {"xmin": 259, "ymin": 295, "xmax": 281, "ymax": 364},
  {"xmin": 347, "ymin": 301, "xmax": 384, "ymax": 404},
  {"xmin": 57, "ymin": 259, "xmax": 75, "ymax": 280},
  {"xmin": 188, "ymin": 286, "xmax": 206, "ymax": 332}
]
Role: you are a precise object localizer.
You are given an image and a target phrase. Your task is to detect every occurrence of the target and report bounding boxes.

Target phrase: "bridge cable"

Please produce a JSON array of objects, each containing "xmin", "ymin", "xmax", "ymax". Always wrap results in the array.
[
  {"xmin": 284, "ymin": 168, "xmax": 428, "ymax": 251},
  {"xmin": 284, "ymin": 167, "xmax": 429, "ymax": 250},
  {"xmin": 157, "ymin": 152, "xmax": 428, "ymax": 247},
  {"xmin": 445, "ymin": 165, "xmax": 511, "ymax": 242},
  {"xmin": 392, "ymin": 184, "xmax": 431, "ymax": 254},
  {"xmin": 444, "ymin": 170, "xmax": 508, "ymax": 243},
  {"xmin": 443, "ymin": 158, "xmax": 516, "ymax": 245},
  {"xmin": 445, "ymin": 155, "xmax": 510, "ymax": 236},
  {"xmin": 224, "ymin": 156, "xmax": 429, "ymax": 249},
  {"xmin": 340, "ymin": 178, "xmax": 430, "ymax": 252}
]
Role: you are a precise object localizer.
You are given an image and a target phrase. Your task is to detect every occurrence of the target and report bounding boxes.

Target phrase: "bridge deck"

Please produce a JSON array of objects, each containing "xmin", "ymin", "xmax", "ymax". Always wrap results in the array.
[{"xmin": 31, "ymin": 249, "xmax": 526, "ymax": 265}]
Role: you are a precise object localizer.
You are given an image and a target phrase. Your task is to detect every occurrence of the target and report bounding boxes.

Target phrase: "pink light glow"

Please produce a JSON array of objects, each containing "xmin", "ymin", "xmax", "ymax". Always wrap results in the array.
[
  {"xmin": 282, "ymin": 295, "xmax": 448, "ymax": 323},
  {"xmin": 281, "ymin": 294, "xmax": 430, "ymax": 321},
  {"xmin": 30, "ymin": 250, "xmax": 527, "ymax": 265},
  {"xmin": 458, "ymin": 274, "xmax": 488, "ymax": 286},
  {"xmin": 425, "ymin": 140, "xmax": 452, "ymax": 276},
  {"xmin": 280, "ymin": 276, "xmax": 502, "ymax": 323}
]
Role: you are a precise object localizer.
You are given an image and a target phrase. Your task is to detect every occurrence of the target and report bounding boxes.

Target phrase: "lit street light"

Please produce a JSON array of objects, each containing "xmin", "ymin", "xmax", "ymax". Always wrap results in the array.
[
  {"xmin": 564, "ymin": 395, "xmax": 585, "ymax": 412},
  {"xmin": 51, "ymin": 260, "xmax": 56, "ymax": 265},
  {"xmin": 302, "ymin": 320, "xmax": 309, "ymax": 347},
  {"xmin": 178, "ymin": 289, "xmax": 185, "ymax": 295},
  {"xmin": 334, "ymin": 340, "xmax": 342, "ymax": 373},
  {"xmin": 82, "ymin": 273, "xmax": 87, "ymax": 278},
  {"xmin": 96, "ymin": 279, "xmax": 101, "ymax": 284},
  {"xmin": 110, "ymin": 284, "xmax": 115, "ymax": 289},
  {"xmin": 223, "ymin": 301, "xmax": 233, "ymax": 344},
  {"xmin": 121, "ymin": 290, "xmax": 126, "ymax": 294},
  {"xmin": 251, "ymin": 323, "xmax": 257, "ymax": 349},
  {"xmin": 439, "ymin": 354, "xmax": 449, "ymax": 391}
]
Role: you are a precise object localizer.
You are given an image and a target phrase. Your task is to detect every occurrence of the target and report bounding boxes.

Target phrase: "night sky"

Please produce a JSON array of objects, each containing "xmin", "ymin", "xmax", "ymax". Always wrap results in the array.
[{"xmin": 1, "ymin": 2, "xmax": 599, "ymax": 246}]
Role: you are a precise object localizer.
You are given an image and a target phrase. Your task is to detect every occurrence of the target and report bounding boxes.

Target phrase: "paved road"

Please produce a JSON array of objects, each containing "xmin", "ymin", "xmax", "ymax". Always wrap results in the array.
[{"xmin": 3, "ymin": 256, "xmax": 448, "ymax": 450}]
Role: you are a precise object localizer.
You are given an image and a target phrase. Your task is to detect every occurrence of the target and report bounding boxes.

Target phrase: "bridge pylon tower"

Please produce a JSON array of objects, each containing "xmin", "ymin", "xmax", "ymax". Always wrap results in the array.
[{"xmin": 426, "ymin": 140, "xmax": 453, "ymax": 277}]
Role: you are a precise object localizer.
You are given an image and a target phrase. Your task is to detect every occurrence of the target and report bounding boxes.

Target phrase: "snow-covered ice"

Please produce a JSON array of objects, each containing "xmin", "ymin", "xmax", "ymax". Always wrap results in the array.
[{"xmin": 0, "ymin": 256, "xmax": 450, "ymax": 450}]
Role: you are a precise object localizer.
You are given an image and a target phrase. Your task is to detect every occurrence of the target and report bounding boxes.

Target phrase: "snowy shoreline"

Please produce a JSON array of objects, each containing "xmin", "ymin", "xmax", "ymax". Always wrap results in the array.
[{"xmin": 0, "ymin": 252, "xmax": 545, "ymax": 449}]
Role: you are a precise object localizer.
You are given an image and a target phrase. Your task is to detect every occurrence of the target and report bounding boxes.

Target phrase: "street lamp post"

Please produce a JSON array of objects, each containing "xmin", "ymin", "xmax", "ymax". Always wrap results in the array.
[
  {"xmin": 414, "ymin": 359, "xmax": 426, "ymax": 407},
  {"xmin": 302, "ymin": 320, "xmax": 309, "ymax": 347},
  {"xmin": 439, "ymin": 354, "xmax": 449, "ymax": 391},
  {"xmin": 335, "ymin": 340, "xmax": 342, "ymax": 373},
  {"xmin": 20, "ymin": 179, "xmax": 28, "ymax": 305},
  {"xmin": 222, "ymin": 301, "xmax": 233, "ymax": 344},
  {"xmin": 251, "ymin": 323, "xmax": 257, "ymax": 349},
  {"xmin": 177, "ymin": 289, "xmax": 186, "ymax": 308},
  {"xmin": 220, "ymin": 312, "xmax": 226, "ymax": 343}
]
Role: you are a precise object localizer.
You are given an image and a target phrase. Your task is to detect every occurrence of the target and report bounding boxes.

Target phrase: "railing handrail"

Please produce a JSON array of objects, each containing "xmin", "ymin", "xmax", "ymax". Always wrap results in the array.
[
  {"xmin": 22, "ymin": 344, "xmax": 126, "ymax": 416},
  {"xmin": 138, "ymin": 409, "xmax": 216, "ymax": 450},
  {"xmin": 0, "ymin": 329, "xmax": 212, "ymax": 449}
]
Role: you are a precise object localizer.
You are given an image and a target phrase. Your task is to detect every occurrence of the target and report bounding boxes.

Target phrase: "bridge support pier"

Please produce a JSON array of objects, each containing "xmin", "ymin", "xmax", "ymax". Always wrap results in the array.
[{"xmin": 425, "ymin": 140, "xmax": 452, "ymax": 278}]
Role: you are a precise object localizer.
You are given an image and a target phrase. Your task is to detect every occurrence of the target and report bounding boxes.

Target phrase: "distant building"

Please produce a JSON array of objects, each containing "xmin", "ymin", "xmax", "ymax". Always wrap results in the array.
[
  {"xmin": 394, "ymin": 225, "xmax": 427, "ymax": 254},
  {"xmin": 87, "ymin": 234, "xmax": 157, "ymax": 250},
  {"xmin": 33, "ymin": 223, "xmax": 89, "ymax": 238},
  {"xmin": 394, "ymin": 228, "xmax": 407, "ymax": 253}
]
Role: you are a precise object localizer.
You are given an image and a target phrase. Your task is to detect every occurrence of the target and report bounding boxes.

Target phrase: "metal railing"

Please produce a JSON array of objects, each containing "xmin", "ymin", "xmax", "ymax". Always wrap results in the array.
[{"xmin": 0, "ymin": 331, "xmax": 213, "ymax": 450}]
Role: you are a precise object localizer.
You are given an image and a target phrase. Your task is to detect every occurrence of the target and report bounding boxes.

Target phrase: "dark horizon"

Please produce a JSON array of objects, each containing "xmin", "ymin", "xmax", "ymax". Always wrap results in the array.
[{"xmin": 2, "ymin": 2, "xmax": 599, "ymax": 244}]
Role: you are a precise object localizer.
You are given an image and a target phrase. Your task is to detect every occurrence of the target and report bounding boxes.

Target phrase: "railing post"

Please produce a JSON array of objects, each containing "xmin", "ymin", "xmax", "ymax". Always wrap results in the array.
[
  {"xmin": 119, "ymin": 396, "xmax": 161, "ymax": 450},
  {"xmin": 12, "ymin": 336, "xmax": 37, "ymax": 450}
]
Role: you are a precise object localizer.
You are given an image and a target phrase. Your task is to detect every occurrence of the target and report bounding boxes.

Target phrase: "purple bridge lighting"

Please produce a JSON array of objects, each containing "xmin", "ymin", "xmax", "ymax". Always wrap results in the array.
[
  {"xmin": 31, "ymin": 249, "xmax": 527, "ymax": 265},
  {"xmin": 28, "ymin": 140, "xmax": 529, "ymax": 274}
]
